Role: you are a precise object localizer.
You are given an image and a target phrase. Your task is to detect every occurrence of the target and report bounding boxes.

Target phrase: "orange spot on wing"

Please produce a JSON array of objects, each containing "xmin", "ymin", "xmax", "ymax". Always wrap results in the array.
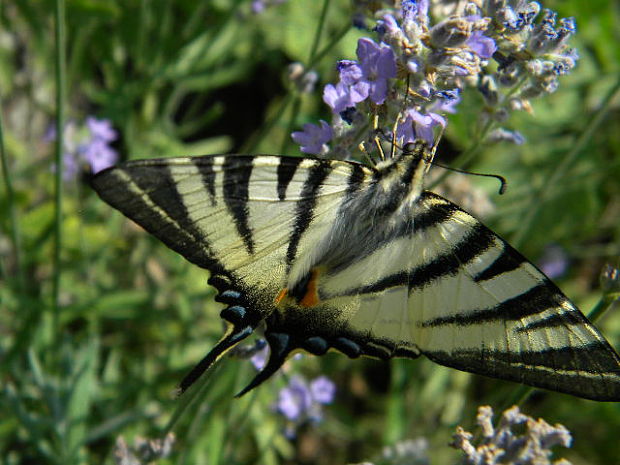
[
  {"xmin": 275, "ymin": 288, "xmax": 288, "ymax": 305},
  {"xmin": 299, "ymin": 269, "xmax": 321, "ymax": 307}
]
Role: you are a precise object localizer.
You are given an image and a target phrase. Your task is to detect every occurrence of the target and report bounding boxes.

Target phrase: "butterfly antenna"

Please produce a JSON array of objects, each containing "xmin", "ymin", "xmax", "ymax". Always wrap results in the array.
[
  {"xmin": 431, "ymin": 161, "xmax": 508, "ymax": 195},
  {"xmin": 428, "ymin": 124, "xmax": 445, "ymax": 168}
]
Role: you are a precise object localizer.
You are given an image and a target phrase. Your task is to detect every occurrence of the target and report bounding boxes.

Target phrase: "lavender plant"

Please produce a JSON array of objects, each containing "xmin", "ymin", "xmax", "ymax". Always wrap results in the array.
[
  {"xmin": 452, "ymin": 405, "xmax": 573, "ymax": 465},
  {"xmin": 292, "ymin": 0, "xmax": 578, "ymax": 160}
]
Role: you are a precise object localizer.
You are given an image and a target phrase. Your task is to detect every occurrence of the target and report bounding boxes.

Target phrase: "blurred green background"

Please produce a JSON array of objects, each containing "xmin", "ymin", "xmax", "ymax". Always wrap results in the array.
[{"xmin": 1, "ymin": 0, "xmax": 619, "ymax": 464}]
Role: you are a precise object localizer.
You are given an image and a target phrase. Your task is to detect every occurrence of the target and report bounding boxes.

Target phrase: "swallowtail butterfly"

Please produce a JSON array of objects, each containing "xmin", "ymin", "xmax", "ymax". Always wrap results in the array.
[{"xmin": 91, "ymin": 142, "xmax": 620, "ymax": 401}]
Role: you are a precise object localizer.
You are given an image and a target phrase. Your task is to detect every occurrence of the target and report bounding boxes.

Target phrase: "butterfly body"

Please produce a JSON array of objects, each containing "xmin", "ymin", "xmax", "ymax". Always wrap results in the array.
[{"xmin": 92, "ymin": 146, "xmax": 620, "ymax": 401}]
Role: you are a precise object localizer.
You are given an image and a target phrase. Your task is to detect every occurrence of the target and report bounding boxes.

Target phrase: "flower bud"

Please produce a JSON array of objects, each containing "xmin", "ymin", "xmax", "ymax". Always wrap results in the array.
[{"xmin": 430, "ymin": 17, "xmax": 472, "ymax": 48}]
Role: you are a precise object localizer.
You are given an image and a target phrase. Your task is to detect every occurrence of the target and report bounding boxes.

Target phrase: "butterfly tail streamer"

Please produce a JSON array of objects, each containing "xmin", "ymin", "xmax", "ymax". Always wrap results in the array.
[
  {"xmin": 178, "ymin": 324, "xmax": 254, "ymax": 393},
  {"xmin": 235, "ymin": 332, "xmax": 294, "ymax": 397}
]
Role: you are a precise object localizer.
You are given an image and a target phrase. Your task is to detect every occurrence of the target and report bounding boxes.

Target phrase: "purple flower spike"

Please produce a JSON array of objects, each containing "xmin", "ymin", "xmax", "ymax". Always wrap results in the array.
[
  {"xmin": 356, "ymin": 38, "xmax": 397, "ymax": 105},
  {"xmin": 291, "ymin": 120, "xmax": 333, "ymax": 154}
]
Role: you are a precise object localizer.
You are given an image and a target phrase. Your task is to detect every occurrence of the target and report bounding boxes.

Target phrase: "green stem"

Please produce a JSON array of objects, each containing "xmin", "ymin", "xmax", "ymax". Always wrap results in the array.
[
  {"xmin": 52, "ymin": 0, "xmax": 66, "ymax": 326},
  {"xmin": 0, "ymin": 97, "xmax": 24, "ymax": 291},
  {"xmin": 308, "ymin": 22, "xmax": 351, "ymax": 69},
  {"xmin": 280, "ymin": 0, "xmax": 330, "ymax": 154},
  {"xmin": 511, "ymin": 76, "xmax": 620, "ymax": 249},
  {"xmin": 309, "ymin": 0, "xmax": 330, "ymax": 63},
  {"xmin": 280, "ymin": 95, "xmax": 302, "ymax": 155}
]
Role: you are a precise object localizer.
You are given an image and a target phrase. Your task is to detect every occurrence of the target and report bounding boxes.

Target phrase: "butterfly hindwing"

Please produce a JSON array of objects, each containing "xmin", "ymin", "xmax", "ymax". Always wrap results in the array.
[{"xmin": 407, "ymin": 193, "xmax": 620, "ymax": 401}]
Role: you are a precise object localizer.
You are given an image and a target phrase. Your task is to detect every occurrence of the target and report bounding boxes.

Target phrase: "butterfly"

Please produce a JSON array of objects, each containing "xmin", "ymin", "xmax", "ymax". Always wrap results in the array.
[{"xmin": 91, "ymin": 141, "xmax": 620, "ymax": 401}]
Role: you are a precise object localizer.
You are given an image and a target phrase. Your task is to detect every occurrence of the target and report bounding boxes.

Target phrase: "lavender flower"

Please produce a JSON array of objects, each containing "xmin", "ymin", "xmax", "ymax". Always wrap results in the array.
[
  {"xmin": 275, "ymin": 375, "xmax": 336, "ymax": 436},
  {"xmin": 47, "ymin": 116, "xmax": 118, "ymax": 179},
  {"xmin": 250, "ymin": 343, "xmax": 269, "ymax": 371},
  {"xmin": 80, "ymin": 138, "xmax": 118, "ymax": 174},
  {"xmin": 291, "ymin": 121, "xmax": 332, "ymax": 155},
  {"xmin": 396, "ymin": 109, "xmax": 445, "ymax": 145},
  {"xmin": 86, "ymin": 116, "xmax": 117, "ymax": 142},
  {"xmin": 250, "ymin": 0, "xmax": 286, "ymax": 14},
  {"xmin": 467, "ymin": 30, "xmax": 497, "ymax": 58},
  {"xmin": 355, "ymin": 38, "xmax": 397, "ymax": 105},
  {"xmin": 323, "ymin": 82, "xmax": 356, "ymax": 114},
  {"xmin": 452, "ymin": 405, "xmax": 573, "ymax": 465},
  {"xmin": 538, "ymin": 244, "xmax": 569, "ymax": 279},
  {"xmin": 323, "ymin": 38, "xmax": 396, "ymax": 115},
  {"xmin": 309, "ymin": 375, "xmax": 336, "ymax": 404},
  {"xmin": 277, "ymin": 376, "xmax": 314, "ymax": 421}
]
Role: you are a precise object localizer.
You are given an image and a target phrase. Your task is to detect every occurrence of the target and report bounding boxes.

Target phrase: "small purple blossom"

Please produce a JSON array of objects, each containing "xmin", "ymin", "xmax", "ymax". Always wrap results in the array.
[
  {"xmin": 356, "ymin": 38, "xmax": 397, "ymax": 105},
  {"xmin": 467, "ymin": 31, "xmax": 497, "ymax": 58},
  {"xmin": 80, "ymin": 138, "xmax": 118, "ymax": 174},
  {"xmin": 323, "ymin": 82, "xmax": 355, "ymax": 114},
  {"xmin": 275, "ymin": 375, "xmax": 336, "ymax": 435},
  {"xmin": 86, "ymin": 116, "xmax": 117, "ymax": 142},
  {"xmin": 324, "ymin": 38, "xmax": 396, "ymax": 114},
  {"xmin": 403, "ymin": 0, "xmax": 428, "ymax": 25},
  {"xmin": 538, "ymin": 244, "xmax": 569, "ymax": 279},
  {"xmin": 396, "ymin": 109, "xmax": 446, "ymax": 145},
  {"xmin": 432, "ymin": 89, "xmax": 461, "ymax": 114},
  {"xmin": 47, "ymin": 116, "xmax": 118, "ymax": 178},
  {"xmin": 277, "ymin": 376, "xmax": 314, "ymax": 421},
  {"xmin": 337, "ymin": 60, "xmax": 363, "ymax": 85},
  {"xmin": 291, "ymin": 120, "xmax": 332, "ymax": 155},
  {"xmin": 375, "ymin": 14, "xmax": 400, "ymax": 38},
  {"xmin": 309, "ymin": 376, "xmax": 336, "ymax": 404},
  {"xmin": 250, "ymin": 344, "xmax": 269, "ymax": 371}
]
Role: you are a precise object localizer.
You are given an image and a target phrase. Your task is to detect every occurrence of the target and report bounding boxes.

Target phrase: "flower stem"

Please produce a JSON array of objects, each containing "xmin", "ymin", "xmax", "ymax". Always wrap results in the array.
[
  {"xmin": 52, "ymin": 0, "xmax": 67, "ymax": 327},
  {"xmin": 0, "ymin": 98, "xmax": 24, "ymax": 292}
]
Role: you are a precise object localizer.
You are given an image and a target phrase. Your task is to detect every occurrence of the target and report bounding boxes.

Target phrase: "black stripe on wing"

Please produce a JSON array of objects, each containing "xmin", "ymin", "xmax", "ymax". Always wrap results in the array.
[
  {"xmin": 346, "ymin": 163, "xmax": 368, "ymax": 195},
  {"xmin": 474, "ymin": 248, "xmax": 525, "ymax": 282},
  {"xmin": 286, "ymin": 160, "xmax": 334, "ymax": 265},
  {"xmin": 193, "ymin": 156, "xmax": 217, "ymax": 206},
  {"xmin": 337, "ymin": 222, "xmax": 494, "ymax": 296},
  {"xmin": 423, "ymin": 342, "xmax": 620, "ymax": 401},
  {"xmin": 418, "ymin": 282, "xmax": 569, "ymax": 327},
  {"xmin": 92, "ymin": 163, "xmax": 227, "ymax": 277},
  {"xmin": 223, "ymin": 156, "xmax": 255, "ymax": 255},
  {"xmin": 277, "ymin": 156, "xmax": 302, "ymax": 201}
]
